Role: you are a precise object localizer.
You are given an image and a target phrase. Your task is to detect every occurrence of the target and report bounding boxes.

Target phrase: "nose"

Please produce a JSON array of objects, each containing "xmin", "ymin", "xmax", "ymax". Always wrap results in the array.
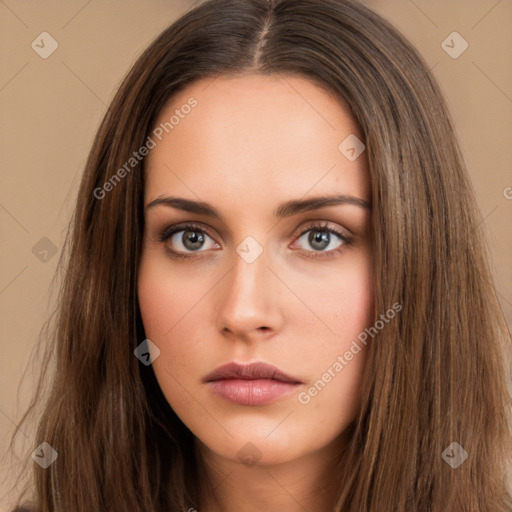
[{"xmin": 216, "ymin": 243, "xmax": 284, "ymax": 342}]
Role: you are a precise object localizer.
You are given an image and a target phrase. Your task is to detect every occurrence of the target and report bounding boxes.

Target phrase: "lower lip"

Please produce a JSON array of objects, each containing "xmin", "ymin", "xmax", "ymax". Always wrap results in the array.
[{"xmin": 208, "ymin": 379, "xmax": 301, "ymax": 406}]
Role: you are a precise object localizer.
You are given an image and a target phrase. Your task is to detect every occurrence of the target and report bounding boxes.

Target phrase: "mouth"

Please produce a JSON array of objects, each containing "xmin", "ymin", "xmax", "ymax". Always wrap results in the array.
[{"xmin": 204, "ymin": 361, "xmax": 303, "ymax": 406}]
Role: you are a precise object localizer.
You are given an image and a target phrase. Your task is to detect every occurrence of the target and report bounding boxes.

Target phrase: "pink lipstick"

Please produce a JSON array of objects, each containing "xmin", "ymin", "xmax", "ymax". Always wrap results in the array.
[{"xmin": 204, "ymin": 361, "xmax": 302, "ymax": 406}]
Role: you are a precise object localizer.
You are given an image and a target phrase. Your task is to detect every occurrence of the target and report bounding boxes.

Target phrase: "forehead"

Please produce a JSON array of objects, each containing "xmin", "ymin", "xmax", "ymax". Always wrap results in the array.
[{"xmin": 145, "ymin": 74, "xmax": 369, "ymax": 207}]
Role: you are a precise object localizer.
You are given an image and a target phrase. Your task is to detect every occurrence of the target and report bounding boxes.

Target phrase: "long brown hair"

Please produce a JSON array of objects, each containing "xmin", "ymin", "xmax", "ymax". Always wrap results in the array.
[{"xmin": 9, "ymin": 0, "xmax": 512, "ymax": 510}]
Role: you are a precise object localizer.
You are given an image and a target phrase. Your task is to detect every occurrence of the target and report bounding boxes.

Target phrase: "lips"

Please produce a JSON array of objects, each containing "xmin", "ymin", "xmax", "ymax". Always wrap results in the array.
[
  {"xmin": 204, "ymin": 361, "xmax": 301, "ymax": 383},
  {"xmin": 204, "ymin": 361, "xmax": 302, "ymax": 406}
]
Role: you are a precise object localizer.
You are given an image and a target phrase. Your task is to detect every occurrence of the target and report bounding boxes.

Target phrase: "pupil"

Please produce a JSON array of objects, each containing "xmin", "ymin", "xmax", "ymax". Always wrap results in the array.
[
  {"xmin": 183, "ymin": 231, "xmax": 204, "ymax": 250},
  {"xmin": 309, "ymin": 230, "xmax": 329, "ymax": 251}
]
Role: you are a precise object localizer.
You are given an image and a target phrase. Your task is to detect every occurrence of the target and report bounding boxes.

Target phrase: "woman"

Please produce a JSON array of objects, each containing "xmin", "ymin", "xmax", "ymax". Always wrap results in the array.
[{"xmin": 10, "ymin": 0, "xmax": 512, "ymax": 510}]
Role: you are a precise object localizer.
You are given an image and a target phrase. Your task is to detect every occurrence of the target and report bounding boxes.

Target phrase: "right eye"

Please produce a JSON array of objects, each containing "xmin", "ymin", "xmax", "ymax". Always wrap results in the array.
[{"xmin": 158, "ymin": 222, "xmax": 221, "ymax": 258}]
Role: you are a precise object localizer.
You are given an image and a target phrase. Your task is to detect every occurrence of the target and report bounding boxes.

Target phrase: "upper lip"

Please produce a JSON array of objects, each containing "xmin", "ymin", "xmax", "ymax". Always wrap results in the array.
[{"xmin": 204, "ymin": 361, "xmax": 302, "ymax": 383}]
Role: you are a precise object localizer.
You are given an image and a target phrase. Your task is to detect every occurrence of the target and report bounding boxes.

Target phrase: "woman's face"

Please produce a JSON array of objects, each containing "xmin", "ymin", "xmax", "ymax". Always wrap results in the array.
[{"xmin": 138, "ymin": 74, "xmax": 373, "ymax": 467}]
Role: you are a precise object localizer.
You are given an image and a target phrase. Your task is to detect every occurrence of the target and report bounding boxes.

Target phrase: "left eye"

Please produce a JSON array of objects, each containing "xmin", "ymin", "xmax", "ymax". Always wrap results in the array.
[{"xmin": 294, "ymin": 226, "xmax": 350, "ymax": 255}]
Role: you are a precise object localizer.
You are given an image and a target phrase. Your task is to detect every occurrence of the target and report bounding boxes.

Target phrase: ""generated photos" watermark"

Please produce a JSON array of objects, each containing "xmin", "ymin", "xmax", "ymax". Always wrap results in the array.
[
  {"xmin": 298, "ymin": 302, "xmax": 402, "ymax": 405},
  {"xmin": 94, "ymin": 97, "xmax": 197, "ymax": 200}
]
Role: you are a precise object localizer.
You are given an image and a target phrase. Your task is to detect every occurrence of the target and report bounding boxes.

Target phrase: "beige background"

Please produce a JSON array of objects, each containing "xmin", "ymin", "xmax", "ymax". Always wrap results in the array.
[{"xmin": 1, "ymin": 0, "xmax": 511, "ymax": 508}]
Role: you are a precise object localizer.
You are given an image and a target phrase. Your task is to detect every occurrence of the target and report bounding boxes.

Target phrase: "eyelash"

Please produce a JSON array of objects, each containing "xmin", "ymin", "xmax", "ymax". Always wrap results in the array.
[{"xmin": 156, "ymin": 221, "xmax": 353, "ymax": 260}]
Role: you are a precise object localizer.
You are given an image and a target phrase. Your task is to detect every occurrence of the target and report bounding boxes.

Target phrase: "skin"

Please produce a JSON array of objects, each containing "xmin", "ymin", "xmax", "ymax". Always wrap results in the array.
[{"xmin": 138, "ymin": 74, "xmax": 374, "ymax": 512}]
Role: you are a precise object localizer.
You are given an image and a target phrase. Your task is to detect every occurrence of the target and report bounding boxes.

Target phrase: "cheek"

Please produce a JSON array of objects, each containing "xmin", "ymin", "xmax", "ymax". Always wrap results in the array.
[
  {"xmin": 292, "ymin": 252, "xmax": 374, "ymax": 416},
  {"xmin": 137, "ymin": 256, "xmax": 195, "ymax": 367},
  {"xmin": 137, "ymin": 252, "xmax": 210, "ymax": 403},
  {"xmin": 138, "ymin": 262, "xmax": 187, "ymax": 417},
  {"xmin": 137, "ymin": 250, "xmax": 207, "ymax": 340},
  {"xmin": 334, "ymin": 257, "xmax": 374, "ymax": 337},
  {"xmin": 138, "ymin": 269, "xmax": 180, "ymax": 340},
  {"xmin": 296, "ymin": 250, "xmax": 374, "ymax": 348}
]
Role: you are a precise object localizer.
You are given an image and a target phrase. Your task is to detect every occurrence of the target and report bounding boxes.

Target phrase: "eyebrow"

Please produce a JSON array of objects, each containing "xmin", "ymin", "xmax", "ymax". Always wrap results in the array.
[{"xmin": 146, "ymin": 194, "xmax": 370, "ymax": 220}]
